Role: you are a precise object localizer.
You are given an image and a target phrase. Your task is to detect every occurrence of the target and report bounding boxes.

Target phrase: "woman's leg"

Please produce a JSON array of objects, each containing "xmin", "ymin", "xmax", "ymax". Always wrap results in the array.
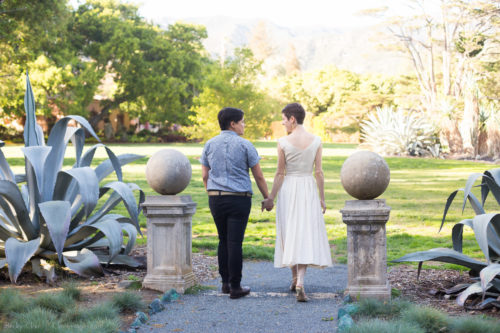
[
  {"xmin": 296, "ymin": 264, "xmax": 307, "ymax": 287},
  {"xmin": 295, "ymin": 264, "xmax": 308, "ymax": 302},
  {"xmin": 290, "ymin": 265, "xmax": 298, "ymax": 291}
]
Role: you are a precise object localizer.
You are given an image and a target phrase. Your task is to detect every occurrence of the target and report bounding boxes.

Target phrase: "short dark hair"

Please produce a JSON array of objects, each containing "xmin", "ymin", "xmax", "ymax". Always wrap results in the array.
[
  {"xmin": 282, "ymin": 103, "xmax": 305, "ymax": 124},
  {"xmin": 218, "ymin": 107, "xmax": 244, "ymax": 130}
]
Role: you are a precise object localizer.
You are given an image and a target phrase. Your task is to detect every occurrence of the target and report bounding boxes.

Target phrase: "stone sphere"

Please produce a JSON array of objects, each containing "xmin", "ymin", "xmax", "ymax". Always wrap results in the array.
[
  {"xmin": 340, "ymin": 150, "xmax": 390, "ymax": 200},
  {"xmin": 146, "ymin": 149, "xmax": 192, "ymax": 195}
]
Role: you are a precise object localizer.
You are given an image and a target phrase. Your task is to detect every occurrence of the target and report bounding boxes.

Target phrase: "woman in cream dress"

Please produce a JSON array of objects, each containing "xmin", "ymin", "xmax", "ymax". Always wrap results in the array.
[{"xmin": 263, "ymin": 103, "xmax": 332, "ymax": 302}]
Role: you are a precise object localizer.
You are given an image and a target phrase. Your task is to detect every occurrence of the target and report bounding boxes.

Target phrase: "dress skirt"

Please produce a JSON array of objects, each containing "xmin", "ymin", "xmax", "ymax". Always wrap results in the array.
[{"xmin": 274, "ymin": 174, "xmax": 333, "ymax": 268}]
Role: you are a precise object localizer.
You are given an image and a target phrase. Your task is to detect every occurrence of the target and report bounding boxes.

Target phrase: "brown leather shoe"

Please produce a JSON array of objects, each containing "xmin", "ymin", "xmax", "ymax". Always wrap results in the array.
[
  {"xmin": 221, "ymin": 283, "xmax": 230, "ymax": 294},
  {"xmin": 230, "ymin": 286, "xmax": 251, "ymax": 299},
  {"xmin": 296, "ymin": 286, "xmax": 308, "ymax": 302}
]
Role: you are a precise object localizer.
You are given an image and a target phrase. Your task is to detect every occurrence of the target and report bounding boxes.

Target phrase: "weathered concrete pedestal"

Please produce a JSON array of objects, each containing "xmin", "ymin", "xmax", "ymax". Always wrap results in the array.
[
  {"xmin": 142, "ymin": 195, "xmax": 197, "ymax": 293},
  {"xmin": 341, "ymin": 199, "xmax": 391, "ymax": 300}
]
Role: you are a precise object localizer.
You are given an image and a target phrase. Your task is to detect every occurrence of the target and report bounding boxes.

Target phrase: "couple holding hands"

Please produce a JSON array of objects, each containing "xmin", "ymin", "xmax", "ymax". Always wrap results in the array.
[{"xmin": 201, "ymin": 103, "xmax": 332, "ymax": 302}]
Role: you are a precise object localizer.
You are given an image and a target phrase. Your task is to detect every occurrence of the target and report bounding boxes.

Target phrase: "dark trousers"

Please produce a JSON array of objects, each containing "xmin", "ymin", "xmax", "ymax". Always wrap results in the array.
[{"xmin": 208, "ymin": 195, "xmax": 251, "ymax": 288}]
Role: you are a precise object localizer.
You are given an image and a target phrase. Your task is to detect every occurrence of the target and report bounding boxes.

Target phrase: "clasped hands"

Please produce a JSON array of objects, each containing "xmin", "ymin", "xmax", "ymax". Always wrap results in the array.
[{"xmin": 261, "ymin": 197, "xmax": 274, "ymax": 212}]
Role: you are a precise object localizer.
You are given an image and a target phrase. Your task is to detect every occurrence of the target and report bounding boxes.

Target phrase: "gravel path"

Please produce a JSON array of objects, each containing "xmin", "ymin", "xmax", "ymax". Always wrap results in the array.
[{"xmin": 138, "ymin": 261, "xmax": 347, "ymax": 333}]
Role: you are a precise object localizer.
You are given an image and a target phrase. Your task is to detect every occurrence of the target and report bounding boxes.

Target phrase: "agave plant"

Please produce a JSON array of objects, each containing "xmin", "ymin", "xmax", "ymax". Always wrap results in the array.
[
  {"xmin": 360, "ymin": 106, "xmax": 439, "ymax": 157},
  {"xmin": 393, "ymin": 168, "xmax": 500, "ymax": 309},
  {"xmin": 0, "ymin": 73, "xmax": 145, "ymax": 283}
]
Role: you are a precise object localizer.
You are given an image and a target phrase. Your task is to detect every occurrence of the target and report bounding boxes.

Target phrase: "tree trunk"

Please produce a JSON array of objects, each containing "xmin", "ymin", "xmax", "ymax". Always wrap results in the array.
[
  {"xmin": 459, "ymin": 73, "xmax": 479, "ymax": 156},
  {"xmin": 440, "ymin": 118, "xmax": 463, "ymax": 154}
]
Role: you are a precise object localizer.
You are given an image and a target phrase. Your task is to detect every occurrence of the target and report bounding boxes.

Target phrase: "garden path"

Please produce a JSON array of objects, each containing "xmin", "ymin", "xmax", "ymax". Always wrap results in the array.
[{"xmin": 138, "ymin": 261, "xmax": 347, "ymax": 332}]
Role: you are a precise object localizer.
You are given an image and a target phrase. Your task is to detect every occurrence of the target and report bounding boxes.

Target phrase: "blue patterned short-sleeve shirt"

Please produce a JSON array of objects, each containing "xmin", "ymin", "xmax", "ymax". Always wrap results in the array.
[{"xmin": 200, "ymin": 130, "xmax": 261, "ymax": 193}]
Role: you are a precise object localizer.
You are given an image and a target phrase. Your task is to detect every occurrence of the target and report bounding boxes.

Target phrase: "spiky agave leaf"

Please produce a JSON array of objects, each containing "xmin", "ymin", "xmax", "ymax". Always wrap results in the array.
[
  {"xmin": 5, "ymin": 237, "xmax": 41, "ymax": 283},
  {"xmin": 23, "ymin": 72, "xmax": 44, "ymax": 148},
  {"xmin": 392, "ymin": 247, "xmax": 487, "ymax": 274},
  {"xmin": 482, "ymin": 168, "xmax": 500, "ymax": 206},
  {"xmin": 39, "ymin": 201, "xmax": 72, "ymax": 264},
  {"xmin": 80, "ymin": 144, "xmax": 124, "ymax": 181},
  {"xmin": 63, "ymin": 217, "xmax": 123, "ymax": 262},
  {"xmin": 63, "ymin": 249, "xmax": 103, "ymax": 278},
  {"xmin": 0, "ymin": 144, "xmax": 15, "ymax": 183},
  {"xmin": 0, "ymin": 180, "xmax": 37, "ymax": 240},
  {"xmin": 480, "ymin": 264, "xmax": 500, "ymax": 301},
  {"xmin": 42, "ymin": 116, "xmax": 100, "ymax": 202},
  {"xmin": 53, "ymin": 167, "xmax": 99, "ymax": 218}
]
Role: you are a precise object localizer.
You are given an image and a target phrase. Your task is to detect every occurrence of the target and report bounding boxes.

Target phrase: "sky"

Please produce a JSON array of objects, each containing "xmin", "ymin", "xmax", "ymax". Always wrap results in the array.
[{"xmin": 132, "ymin": 0, "xmax": 400, "ymax": 29}]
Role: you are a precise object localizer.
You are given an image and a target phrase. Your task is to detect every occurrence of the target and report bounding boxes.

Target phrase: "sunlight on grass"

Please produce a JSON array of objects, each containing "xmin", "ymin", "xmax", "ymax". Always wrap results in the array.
[{"xmin": 2, "ymin": 142, "xmax": 496, "ymax": 268}]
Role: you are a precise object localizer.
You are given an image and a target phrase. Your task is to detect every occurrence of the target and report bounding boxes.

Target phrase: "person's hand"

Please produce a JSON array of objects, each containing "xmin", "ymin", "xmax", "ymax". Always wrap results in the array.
[
  {"xmin": 261, "ymin": 198, "xmax": 274, "ymax": 211},
  {"xmin": 320, "ymin": 200, "xmax": 326, "ymax": 214}
]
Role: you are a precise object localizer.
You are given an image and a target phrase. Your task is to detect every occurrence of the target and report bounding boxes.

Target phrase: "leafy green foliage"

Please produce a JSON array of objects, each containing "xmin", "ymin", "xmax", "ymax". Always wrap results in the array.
[
  {"xmin": 184, "ymin": 48, "xmax": 280, "ymax": 141},
  {"xmin": 0, "ymin": 73, "xmax": 144, "ymax": 283},
  {"xmin": 360, "ymin": 106, "xmax": 439, "ymax": 156},
  {"xmin": 70, "ymin": 0, "xmax": 208, "ymax": 125}
]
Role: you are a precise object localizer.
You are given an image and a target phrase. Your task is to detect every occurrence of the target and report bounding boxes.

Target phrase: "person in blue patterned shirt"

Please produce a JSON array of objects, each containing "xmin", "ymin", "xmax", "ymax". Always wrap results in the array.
[{"xmin": 201, "ymin": 107, "xmax": 271, "ymax": 299}]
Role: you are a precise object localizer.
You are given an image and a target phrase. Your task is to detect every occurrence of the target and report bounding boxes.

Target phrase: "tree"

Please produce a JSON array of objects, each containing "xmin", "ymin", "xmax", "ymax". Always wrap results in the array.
[
  {"xmin": 369, "ymin": 0, "xmax": 500, "ymax": 154},
  {"xmin": 184, "ymin": 48, "xmax": 279, "ymax": 141},
  {"xmin": 284, "ymin": 43, "xmax": 301, "ymax": 75},
  {"xmin": 249, "ymin": 21, "xmax": 274, "ymax": 61},
  {"xmin": 0, "ymin": 0, "xmax": 73, "ymax": 118},
  {"xmin": 70, "ymin": 0, "xmax": 208, "ymax": 129}
]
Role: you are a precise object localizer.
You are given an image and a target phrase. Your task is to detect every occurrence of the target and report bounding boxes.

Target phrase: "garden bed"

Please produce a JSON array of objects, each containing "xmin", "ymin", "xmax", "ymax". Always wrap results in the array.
[{"xmin": 388, "ymin": 265, "xmax": 500, "ymax": 318}]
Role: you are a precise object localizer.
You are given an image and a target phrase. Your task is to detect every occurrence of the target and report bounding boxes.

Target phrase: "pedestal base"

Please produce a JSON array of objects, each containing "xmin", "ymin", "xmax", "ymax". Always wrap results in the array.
[
  {"xmin": 143, "ymin": 271, "xmax": 196, "ymax": 293},
  {"xmin": 345, "ymin": 282, "xmax": 391, "ymax": 301},
  {"xmin": 341, "ymin": 199, "xmax": 391, "ymax": 301}
]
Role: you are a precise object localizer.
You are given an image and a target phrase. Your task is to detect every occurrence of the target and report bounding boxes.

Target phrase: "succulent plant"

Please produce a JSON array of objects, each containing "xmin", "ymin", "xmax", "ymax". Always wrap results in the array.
[
  {"xmin": 394, "ymin": 168, "xmax": 500, "ymax": 309},
  {"xmin": 0, "ymin": 73, "xmax": 144, "ymax": 283},
  {"xmin": 360, "ymin": 106, "xmax": 439, "ymax": 157}
]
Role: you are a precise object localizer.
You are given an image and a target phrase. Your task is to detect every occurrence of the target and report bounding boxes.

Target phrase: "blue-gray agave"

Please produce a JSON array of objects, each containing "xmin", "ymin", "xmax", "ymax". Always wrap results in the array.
[
  {"xmin": 360, "ymin": 106, "xmax": 439, "ymax": 157},
  {"xmin": 393, "ymin": 168, "xmax": 500, "ymax": 309},
  {"xmin": 0, "ymin": 73, "xmax": 144, "ymax": 283}
]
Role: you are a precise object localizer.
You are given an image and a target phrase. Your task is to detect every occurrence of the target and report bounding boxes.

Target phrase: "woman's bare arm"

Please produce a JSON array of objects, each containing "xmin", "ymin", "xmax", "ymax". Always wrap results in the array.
[
  {"xmin": 314, "ymin": 144, "xmax": 326, "ymax": 213},
  {"xmin": 268, "ymin": 143, "xmax": 286, "ymax": 202}
]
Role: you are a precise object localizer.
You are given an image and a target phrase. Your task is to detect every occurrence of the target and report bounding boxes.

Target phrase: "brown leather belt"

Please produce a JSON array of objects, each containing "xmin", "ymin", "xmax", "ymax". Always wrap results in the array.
[{"xmin": 207, "ymin": 190, "xmax": 252, "ymax": 197}]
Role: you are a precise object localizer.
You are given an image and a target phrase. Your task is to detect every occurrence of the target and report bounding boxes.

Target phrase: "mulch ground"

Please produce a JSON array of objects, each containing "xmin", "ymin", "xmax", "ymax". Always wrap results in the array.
[{"xmin": 388, "ymin": 264, "xmax": 500, "ymax": 318}]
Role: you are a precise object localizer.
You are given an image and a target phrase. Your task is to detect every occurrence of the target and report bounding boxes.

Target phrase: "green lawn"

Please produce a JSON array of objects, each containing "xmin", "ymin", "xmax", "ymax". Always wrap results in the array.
[{"xmin": 3, "ymin": 142, "xmax": 495, "ymax": 270}]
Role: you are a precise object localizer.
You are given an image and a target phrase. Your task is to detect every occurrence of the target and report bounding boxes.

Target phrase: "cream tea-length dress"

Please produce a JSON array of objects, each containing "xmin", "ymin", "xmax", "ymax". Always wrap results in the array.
[{"xmin": 274, "ymin": 135, "xmax": 333, "ymax": 268}]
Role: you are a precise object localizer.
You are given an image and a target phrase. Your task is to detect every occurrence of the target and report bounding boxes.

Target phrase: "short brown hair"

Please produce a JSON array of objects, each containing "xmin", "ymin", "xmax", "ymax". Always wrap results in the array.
[
  {"xmin": 218, "ymin": 107, "xmax": 244, "ymax": 130},
  {"xmin": 282, "ymin": 103, "xmax": 305, "ymax": 124}
]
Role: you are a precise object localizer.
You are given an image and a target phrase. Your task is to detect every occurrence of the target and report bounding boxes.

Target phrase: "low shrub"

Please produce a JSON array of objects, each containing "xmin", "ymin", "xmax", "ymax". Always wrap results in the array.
[
  {"xmin": 33, "ymin": 292, "xmax": 75, "ymax": 313},
  {"xmin": 347, "ymin": 318, "xmax": 424, "ymax": 333},
  {"xmin": 4, "ymin": 307, "xmax": 60, "ymax": 333},
  {"xmin": 400, "ymin": 306, "xmax": 449, "ymax": 333},
  {"xmin": 354, "ymin": 298, "xmax": 413, "ymax": 320},
  {"xmin": 0, "ymin": 289, "xmax": 32, "ymax": 315},
  {"xmin": 61, "ymin": 282, "xmax": 82, "ymax": 301},
  {"xmin": 110, "ymin": 292, "xmax": 145, "ymax": 313},
  {"xmin": 448, "ymin": 316, "xmax": 500, "ymax": 333}
]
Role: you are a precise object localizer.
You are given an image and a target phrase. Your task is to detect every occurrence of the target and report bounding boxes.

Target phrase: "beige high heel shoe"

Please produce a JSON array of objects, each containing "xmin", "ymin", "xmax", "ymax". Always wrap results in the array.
[
  {"xmin": 290, "ymin": 278, "xmax": 297, "ymax": 292},
  {"xmin": 296, "ymin": 286, "xmax": 308, "ymax": 302}
]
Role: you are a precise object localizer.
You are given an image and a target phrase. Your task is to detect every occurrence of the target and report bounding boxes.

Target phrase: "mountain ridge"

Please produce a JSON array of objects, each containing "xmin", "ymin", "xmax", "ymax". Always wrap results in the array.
[{"xmin": 156, "ymin": 16, "xmax": 412, "ymax": 75}]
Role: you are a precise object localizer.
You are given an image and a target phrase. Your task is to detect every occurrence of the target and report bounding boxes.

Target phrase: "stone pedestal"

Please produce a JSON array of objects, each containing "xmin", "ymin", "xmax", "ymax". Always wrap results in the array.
[
  {"xmin": 142, "ymin": 195, "xmax": 197, "ymax": 293},
  {"xmin": 340, "ymin": 199, "xmax": 391, "ymax": 300}
]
